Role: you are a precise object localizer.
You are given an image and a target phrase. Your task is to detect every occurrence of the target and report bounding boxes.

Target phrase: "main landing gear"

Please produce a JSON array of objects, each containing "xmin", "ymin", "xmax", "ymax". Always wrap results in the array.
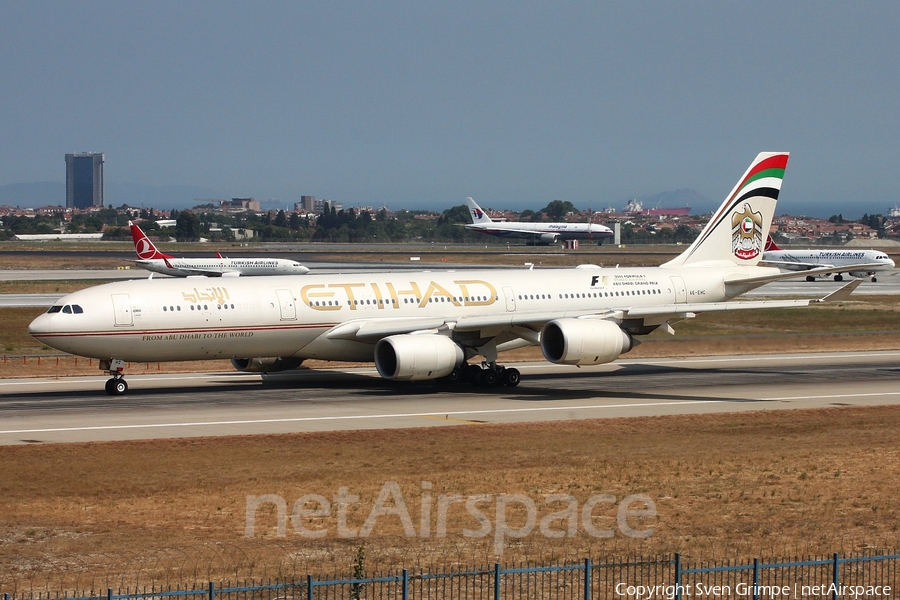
[
  {"xmin": 101, "ymin": 359, "xmax": 128, "ymax": 396},
  {"xmin": 443, "ymin": 362, "xmax": 521, "ymax": 388}
]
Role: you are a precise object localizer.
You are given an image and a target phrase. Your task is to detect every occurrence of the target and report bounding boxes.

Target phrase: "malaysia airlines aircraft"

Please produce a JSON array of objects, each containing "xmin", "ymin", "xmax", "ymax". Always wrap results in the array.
[
  {"xmin": 129, "ymin": 221, "xmax": 309, "ymax": 277},
  {"xmin": 465, "ymin": 197, "xmax": 614, "ymax": 245},
  {"xmin": 761, "ymin": 237, "xmax": 894, "ymax": 282},
  {"xmin": 32, "ymin": 153, "xmax": 861, "ymax": 395}
]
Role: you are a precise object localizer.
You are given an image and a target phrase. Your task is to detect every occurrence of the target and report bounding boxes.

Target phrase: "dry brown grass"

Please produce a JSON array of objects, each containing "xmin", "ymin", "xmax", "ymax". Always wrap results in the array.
[{"xmin": 1, "ymin": 407, "xmax": 899, "ymax": 590}]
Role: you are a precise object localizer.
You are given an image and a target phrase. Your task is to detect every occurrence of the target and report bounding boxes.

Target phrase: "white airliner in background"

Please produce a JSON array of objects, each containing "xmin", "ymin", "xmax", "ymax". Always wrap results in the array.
[
  {"xmin": 761, "ymin": 237, "xmax": 894, "ymax": 282},
  {"xmin": 129, "ymin": 221, "xmax": 309, "ymax": 277},
  {"xmin": 465, "ymin": 197, "xmax": 614, "ymax": 245},
  {"xmin": 32, "ymin": 153, "xmax": 860, "ymax": 395}
]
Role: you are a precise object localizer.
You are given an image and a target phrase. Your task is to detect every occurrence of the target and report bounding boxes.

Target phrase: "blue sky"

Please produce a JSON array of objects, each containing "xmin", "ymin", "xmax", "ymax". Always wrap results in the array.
[{"xmin": 2, "ymin": 2, "xmax": 899, "ymax": 217}]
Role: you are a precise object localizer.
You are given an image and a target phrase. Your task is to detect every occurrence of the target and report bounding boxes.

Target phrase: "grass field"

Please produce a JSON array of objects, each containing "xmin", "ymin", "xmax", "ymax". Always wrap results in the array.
[{"xmin": 2, "ymin": 407, "xmax": 899, "ymax": 591}]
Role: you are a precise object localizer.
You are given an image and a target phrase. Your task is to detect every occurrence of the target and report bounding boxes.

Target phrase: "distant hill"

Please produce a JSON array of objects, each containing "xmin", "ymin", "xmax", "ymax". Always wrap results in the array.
[
  {"xmin": 0, "ymin": 182, "xmax": 224, "ymax": 210},
  {"xmin": 0, "ymin": 182, "xmax": 65, "ymax": 207}
]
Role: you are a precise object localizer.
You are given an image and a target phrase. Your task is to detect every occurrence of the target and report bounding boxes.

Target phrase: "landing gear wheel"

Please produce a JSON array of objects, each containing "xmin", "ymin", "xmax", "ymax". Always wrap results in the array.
[
  {"xmin": 445, "ymin": 366, "xmax": 462, "ymax": 383},
  {"xmin": 872, "ymin": 276, "xmax": 878, "ymax": 282},
  {"xmin": 502, "ymin": 368, "xmax": 521, "ymax": 387},
  {"xmin": 105, "ymin": 378, "xmax": 128, "ymax": 396},
  {"xmin": 834, "ymin": 274, "xmax": 844, "ymax": 282},
  {"xmin": 479, "ymin": 369, "xmax": 498, "ymax": 386},
  {"xmin": 805, "ymin": 275, "xmax": 815, "ymax": 282}
]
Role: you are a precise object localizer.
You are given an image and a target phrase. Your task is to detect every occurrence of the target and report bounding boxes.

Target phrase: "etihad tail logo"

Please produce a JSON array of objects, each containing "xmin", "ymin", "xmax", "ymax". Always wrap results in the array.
[{"xmin": 731, "ymin": 203, "xmax": 763, "ymax": 260}]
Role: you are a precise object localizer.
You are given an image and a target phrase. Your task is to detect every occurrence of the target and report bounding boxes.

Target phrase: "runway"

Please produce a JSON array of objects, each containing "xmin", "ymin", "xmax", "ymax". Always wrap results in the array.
[{"xmin": 1, "ymin": 351, "xmax": 898, "ymax": 445}]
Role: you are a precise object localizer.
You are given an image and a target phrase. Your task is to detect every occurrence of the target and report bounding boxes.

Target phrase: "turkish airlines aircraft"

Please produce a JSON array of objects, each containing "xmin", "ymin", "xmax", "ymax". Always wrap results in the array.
[
  {"xmin": 32, "ymin": 153, "xmax": 859, "ymax": 395},
  {"xmin": 129, "ymin": 221, "xmax": 309, "ymax": 277},
  {"xmin": 465, "ymin": 197, "xmax": 614, "ymax": 245},
  {"xmin": 761, "ymin": 237, "xmax": 894, "ymax": 282}
]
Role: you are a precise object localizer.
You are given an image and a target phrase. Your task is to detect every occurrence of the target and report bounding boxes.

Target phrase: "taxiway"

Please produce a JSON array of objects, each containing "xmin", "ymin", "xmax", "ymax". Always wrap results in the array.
[{"xmin": 1, "ymin": 351, "xmax": 898, "ymax": 445}]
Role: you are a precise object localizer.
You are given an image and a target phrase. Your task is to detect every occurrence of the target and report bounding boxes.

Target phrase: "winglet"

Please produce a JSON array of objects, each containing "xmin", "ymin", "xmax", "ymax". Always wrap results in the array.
[{"xmin": 813, "ymin": 279, "xmax": 862, "ymax": 303}]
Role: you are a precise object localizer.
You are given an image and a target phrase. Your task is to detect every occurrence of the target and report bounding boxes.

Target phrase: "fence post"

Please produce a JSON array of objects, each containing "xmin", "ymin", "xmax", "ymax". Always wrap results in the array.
[
  {"xmin": 832, "ymin": 553, "xmax": 839, "ymax": 600},
  {"xmin": 674, "ymin": 554, "xmax": 682, "ymax": 600},
  {"xmin": 6, "ymin": 592, "xmax": 11, "ymax": 600},
  {"xmin": 208, "ymin": 581, "xmax": 214, "ymax": 600},
  {"xmin": 107, "ymin": 588, "xmax": 113, "ymax": 600},
  {"xmin": 752, "ymin": 559, "xmax": 759, "ymax": 600},
  {"xmin": 402, "ymin": 569, "xmax": 408, "ymax": 600},
  {"xmin": 584, "ymin": 558, "xmax": 591, "ymax": 600},
  {"xmin": 307, "ymin": 575, "xmax": 313, "ymax": 600},
  {"xmin": 494, "ymin": 563, "xmax": 501, "ymax": 600}
]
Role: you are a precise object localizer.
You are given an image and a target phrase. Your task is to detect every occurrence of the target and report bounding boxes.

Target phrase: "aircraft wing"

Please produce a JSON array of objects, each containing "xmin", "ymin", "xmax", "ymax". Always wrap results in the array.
[
  {"xmin": 758, "ymin": 258, "xmax": 835, "ymax": 270},
  {"xmin": 323, "ymin": 280, "xmax": 860, "ymax": 342}
]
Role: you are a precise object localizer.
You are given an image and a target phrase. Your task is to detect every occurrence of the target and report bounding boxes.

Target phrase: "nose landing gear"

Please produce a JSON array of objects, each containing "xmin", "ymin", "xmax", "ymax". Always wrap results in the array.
[{"xmin": 100, "ymin": 359, "xmax": 129, "ymax": 396}]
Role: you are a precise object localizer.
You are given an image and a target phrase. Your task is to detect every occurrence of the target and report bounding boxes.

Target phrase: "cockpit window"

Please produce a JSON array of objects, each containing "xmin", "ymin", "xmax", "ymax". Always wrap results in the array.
[
  {"xmin": 47, "ymin": 306, "xmax": 63, "ymax": 313},
  {"xmin": 63, "ymin": 305, "xmax": 72, "ymax": 314},
  {"xmin": 72, "ymin": 305, "xmax": 83, "ymax": 314}
]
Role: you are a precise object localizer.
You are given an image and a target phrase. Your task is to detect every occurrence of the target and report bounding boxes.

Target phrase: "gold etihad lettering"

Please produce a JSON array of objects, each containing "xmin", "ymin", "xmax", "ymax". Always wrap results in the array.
[
  {"xmin": 300, "ymin": 279, "xmax": 497, "ymax": 312},
  {"xmin": 181, "ymin": 286, "xmax": 230, "ymax": 305}
]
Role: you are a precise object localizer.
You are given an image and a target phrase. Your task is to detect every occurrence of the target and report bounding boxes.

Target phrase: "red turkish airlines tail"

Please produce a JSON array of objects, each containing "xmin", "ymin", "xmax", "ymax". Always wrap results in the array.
[
  {"xmin": 129, "ymin": 221, "xmax": 173, "ymax": 260},
  {"xmin": 764, "ymin": 235, "xmax": 781, "ymax": 251}
]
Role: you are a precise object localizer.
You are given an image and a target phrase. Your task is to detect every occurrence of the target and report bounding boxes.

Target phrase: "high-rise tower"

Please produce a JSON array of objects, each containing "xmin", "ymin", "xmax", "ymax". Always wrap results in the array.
[{"xmin": 65, "ymin": 153, "xmax": 105, "ymax": 209}]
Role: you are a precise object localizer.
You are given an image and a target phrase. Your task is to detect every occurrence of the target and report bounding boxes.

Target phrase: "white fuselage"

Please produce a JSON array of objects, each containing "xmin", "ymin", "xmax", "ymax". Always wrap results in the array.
[
  {"xmin": 135, "ymin": 257, "xmax": 310, "ymax": 277},
  {"xmin": 29, "ymin": 265, "xmax": 769, "ymax": 364},
  {"xmin": 465, "ymin": 222, "xmax": 614, "ymax": 241},
  {"xmin": 762, "ymin": 249, "xmax": 894, "ymax": 273}
]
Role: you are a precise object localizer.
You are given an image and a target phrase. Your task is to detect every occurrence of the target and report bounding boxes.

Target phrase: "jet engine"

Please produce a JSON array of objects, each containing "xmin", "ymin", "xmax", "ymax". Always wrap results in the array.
[
  {"xmin": 848, "ymin": 270, "xmax": 873, "ymax": 278},
  {"xmin": 374, "ymin": 334, "xmax": 464, "ymax": 381},
  {"xmin": 540, "ymin": 319, "xmax": 636, "ymax": 366},
  {"xmin": 231, "ymin": 357, "xmax": 304, "ymax": 373},
  {"xmin": 538, "ymin": 233, "xmax": 560, "ymax": 245}
]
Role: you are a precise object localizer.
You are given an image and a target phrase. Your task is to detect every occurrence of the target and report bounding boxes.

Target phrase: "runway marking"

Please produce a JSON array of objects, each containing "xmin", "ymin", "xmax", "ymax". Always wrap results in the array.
[{"xmin": 0, "ymin": 399, "xmax": 723, "ymax": 435}]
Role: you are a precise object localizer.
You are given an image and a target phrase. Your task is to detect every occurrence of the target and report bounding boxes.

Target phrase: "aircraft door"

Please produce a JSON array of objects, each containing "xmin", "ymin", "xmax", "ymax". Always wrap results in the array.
[
  {"xmin": 276, "ymin": 289, "xmax": 297, "ymax": 321},
  {"xmin": 670, "ymin": 276, "xmax": 687, "ymax": 303},
  {"xmin": 502, "ymin": 286, "xmax": 516, "ymax": 312},
  {"xmin": 111, "ymin": 294, "xmax": 133, "ymax": 326}
]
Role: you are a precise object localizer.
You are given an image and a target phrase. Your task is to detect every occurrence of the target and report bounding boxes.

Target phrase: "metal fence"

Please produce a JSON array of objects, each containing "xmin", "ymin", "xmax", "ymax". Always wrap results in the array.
[{"xmin": 4, "ymin": 552, "xmax": 898, "ymax": 600}]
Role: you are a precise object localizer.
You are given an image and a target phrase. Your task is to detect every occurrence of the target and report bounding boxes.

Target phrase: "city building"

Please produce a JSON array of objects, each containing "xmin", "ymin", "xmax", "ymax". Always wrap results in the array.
[{"xmin": 65, "ymin": 153, "xmax": 105, "ymax": 209}]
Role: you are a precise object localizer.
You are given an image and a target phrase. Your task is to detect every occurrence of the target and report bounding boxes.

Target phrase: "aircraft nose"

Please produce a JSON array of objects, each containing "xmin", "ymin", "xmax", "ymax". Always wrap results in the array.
[{"xmin": 28, "ymin": 313, "xmax": 53, "ymax": 337}]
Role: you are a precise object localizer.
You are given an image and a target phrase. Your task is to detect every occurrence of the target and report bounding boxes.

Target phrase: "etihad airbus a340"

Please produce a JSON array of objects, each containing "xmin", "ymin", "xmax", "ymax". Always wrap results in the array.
[
  {"xmin": 31, "ymin": 153, "xmax": 860, "ymax": 395},
  {"xmin": 465, "ymin": 197, "xmax": 614, "ymax": 245},
  {"xmin": 129, "ymin": 221, "xmax": 309, "ymax": 277}
]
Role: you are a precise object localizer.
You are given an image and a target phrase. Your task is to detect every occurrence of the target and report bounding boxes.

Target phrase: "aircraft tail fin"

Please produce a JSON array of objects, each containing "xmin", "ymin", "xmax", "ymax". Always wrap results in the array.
[
  {"xmin": 765, "ymin": 235, "xmax": 781, "ymax": 251},
  {"xmin": 662, "ymin": 152, "xmax": 789, "ymax": 269},
  {"xmin": 129, "ymin": 221, "xmax": 172, "ymax": 260},
  {"xmin": 465, "ymin": 197, "xmax": 494, "ymax": 225}
]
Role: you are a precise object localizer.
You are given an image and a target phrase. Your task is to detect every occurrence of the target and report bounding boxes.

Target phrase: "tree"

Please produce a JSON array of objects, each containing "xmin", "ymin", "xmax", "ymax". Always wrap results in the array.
[
  {"xmin": 175, "ymin": 212, "xmax": 202, "ymax": 242},
  {"xmin": 541, "ymin": 200, "xmax": 577, "ymax": 221}
]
